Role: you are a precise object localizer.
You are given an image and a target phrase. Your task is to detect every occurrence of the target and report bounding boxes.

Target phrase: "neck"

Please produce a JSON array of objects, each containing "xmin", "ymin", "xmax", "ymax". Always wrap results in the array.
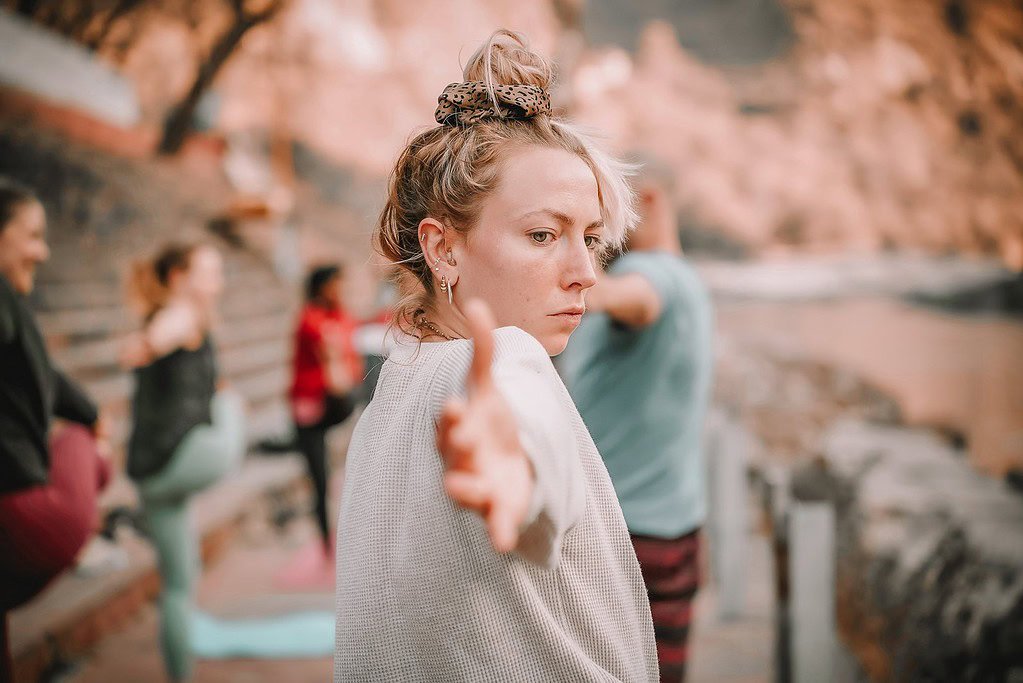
[
  {"xmin": 635, "ymin": 198, "xmax": 681, "ymax": 255},
  {"xmin": 418, "ymin": 298, "xmax": 469, "ymax": 341},
  {"xmin": 312, "ymin": 297, "xmax": 338, "ymax": 310}
]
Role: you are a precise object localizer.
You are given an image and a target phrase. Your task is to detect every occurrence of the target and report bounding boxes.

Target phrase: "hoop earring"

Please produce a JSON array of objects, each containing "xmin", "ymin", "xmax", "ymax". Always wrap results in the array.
[{"xmin": 440, "ymin": 276, "xmax": 453, "ymax": 306}]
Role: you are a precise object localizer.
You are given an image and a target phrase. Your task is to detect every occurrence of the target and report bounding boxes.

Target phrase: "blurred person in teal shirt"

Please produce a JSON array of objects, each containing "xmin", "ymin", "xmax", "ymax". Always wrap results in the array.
[{"xmin": 559, "ymin": 155, "xmax": 714, "ymax": 683}]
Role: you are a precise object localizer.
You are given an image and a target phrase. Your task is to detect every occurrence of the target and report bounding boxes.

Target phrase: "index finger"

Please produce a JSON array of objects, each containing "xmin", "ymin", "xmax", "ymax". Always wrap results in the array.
[{"xmin": 464, "ymin": 298, "xmax": 496, "ymax": 393}]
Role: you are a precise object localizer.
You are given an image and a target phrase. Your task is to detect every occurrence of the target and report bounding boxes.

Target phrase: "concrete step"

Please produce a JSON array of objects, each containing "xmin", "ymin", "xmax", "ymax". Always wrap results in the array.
[
  {"xmin": 231, "ymin": 366, "xmax": 289, "ymax": 407},
  {"xmin": 8, "ymin": 455, "xmax": 308, "ymax": 683},
  {"xmin": 52, "ymin": 333, "xmax": 291, "ymax": 383},
  {"xmin": 218, "ymin": 338, "xmax": 291, "ymax": 377},
  {"xmin": 32, "ymin": 270, "xmax": 291, "ymax": 312},
  {"xmin": 38, "ymin": 293, "xmax": 293, "ymax": 352},
  {"xmin": 35, "ymin": 240, "xmax": 275, "ymax": 277},
  {"xmin": 216, "ymin": 311, "xmax": 296, "ymax": 350}
]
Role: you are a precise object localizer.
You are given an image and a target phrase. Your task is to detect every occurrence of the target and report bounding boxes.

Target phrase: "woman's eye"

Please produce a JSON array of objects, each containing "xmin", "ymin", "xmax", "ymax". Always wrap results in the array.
[
  {"xmin": 584, "ymin": 235, "xmax": 602, "ymax": 249},
  {"xmin": 530, "ymin": 232, "xmax": 552, "ymax": 244}
]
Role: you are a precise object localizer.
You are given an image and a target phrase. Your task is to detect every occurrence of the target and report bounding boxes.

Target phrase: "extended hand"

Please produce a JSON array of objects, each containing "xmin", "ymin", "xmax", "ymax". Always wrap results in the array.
[{"xmin": 436, "ymin": 300, "xmax": 535, "ymax": 553}]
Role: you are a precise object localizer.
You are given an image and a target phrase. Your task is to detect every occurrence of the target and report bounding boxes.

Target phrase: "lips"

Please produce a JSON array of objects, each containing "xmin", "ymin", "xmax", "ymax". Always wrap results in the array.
[{"xmin": 550, "ymin": 306, "xmax": 585, "ymax": 319}]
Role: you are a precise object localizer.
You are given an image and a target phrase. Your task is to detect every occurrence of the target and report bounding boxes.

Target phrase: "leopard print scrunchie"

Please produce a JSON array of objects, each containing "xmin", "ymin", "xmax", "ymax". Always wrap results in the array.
[{"xmin": 435, "ymin": 81, "xmax": 552, "ymax": 126}]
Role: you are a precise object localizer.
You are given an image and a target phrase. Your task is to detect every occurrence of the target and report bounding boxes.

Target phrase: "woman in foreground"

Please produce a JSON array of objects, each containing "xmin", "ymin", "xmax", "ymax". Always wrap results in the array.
[{"xmin": 334, "ymin": 30, "xmax": 657, "ymax": 681}]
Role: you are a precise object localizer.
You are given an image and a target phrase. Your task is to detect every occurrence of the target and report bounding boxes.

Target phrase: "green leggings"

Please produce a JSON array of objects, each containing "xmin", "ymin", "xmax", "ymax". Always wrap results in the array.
[{"xmin": 136, "ymin": 391, "xmax": 246, "ymax": 682}]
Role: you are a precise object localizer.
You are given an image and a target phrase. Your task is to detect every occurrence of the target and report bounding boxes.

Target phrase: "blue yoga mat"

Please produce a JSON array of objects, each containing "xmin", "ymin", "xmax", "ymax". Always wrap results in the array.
[{"xmin": 191, "ymin": 610, "xmax": 335, "ymax": 659}]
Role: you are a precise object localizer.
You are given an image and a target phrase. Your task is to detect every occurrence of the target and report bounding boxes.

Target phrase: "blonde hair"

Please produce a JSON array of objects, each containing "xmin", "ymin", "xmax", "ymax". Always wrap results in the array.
[{"xmin": 376, "ymin": 29, "xmax": 637, "ymax": 332}]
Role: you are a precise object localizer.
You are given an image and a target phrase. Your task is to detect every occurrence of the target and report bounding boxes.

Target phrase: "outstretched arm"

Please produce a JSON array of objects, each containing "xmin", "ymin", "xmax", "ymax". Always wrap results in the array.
[
  {"xmin": 435, "ymin": 300, "xmax": 535, "ymax": 554},
  {"xmin": 435, "ymin": 300, "xmax": 584, "ymax": 568}
]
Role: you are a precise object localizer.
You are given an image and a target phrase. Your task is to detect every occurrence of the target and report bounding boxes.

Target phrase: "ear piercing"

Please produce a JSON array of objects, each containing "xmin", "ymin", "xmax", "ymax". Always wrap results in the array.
[{"xmin": 439, "ymin": 275, "xmax": 454, "ymax": 305}]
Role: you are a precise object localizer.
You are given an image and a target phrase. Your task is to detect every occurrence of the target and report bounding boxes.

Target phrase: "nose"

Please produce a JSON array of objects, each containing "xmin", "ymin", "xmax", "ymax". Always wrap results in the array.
[
  {"xmin": 560, "ymin": 237, "xmax": 597, "ymax": 291},
  {"xmin": 37, "ymin": 240, "xmax": 50, "ymax": 263}
]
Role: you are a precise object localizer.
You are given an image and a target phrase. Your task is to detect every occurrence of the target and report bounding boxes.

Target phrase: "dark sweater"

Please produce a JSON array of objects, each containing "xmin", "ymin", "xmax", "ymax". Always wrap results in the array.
[
  {"xmin": 127, "ymin": 335, "xmax": 217, "ymax": 481},
  {"xmin": 0, "ymin": 275, "xmax": 98, "ymax": 494}
]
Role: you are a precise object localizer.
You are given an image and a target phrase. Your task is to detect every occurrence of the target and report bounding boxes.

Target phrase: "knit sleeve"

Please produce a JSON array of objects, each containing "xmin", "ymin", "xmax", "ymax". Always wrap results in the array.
[
  {"xmin": 427, "ymin": 329, "xmax": 586, "ymax": 569},
  {"xmin": 451, "ymin": 329, "xmax": 590, "ymax": 569},
  {"xmin": 494, "ymin": 332, "xmax": 587, "ymax": 569}
]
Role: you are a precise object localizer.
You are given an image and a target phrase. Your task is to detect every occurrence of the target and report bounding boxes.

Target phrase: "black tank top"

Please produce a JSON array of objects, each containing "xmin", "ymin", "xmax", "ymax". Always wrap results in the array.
[{"xmin": 127, "ymin": 336, "xmax": 217, "ymax": 480}]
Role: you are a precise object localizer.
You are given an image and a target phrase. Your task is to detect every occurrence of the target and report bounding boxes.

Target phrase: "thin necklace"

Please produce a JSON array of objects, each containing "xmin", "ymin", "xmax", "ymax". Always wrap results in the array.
[{"xmin": 415, "ymin": 316, "xmax": 460, "ymax": 341}]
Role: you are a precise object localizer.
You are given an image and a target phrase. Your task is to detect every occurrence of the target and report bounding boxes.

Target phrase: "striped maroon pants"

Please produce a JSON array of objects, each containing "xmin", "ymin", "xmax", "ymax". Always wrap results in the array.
[{"xmin": 631, "ymin": 529, "xmax": 702, "ymax": 683}]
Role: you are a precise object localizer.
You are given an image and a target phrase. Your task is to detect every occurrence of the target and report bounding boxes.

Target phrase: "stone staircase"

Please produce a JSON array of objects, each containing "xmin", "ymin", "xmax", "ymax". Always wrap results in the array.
[{"xmin": 33, "ymin": 238, "xmax": 298, "ymax": 455}]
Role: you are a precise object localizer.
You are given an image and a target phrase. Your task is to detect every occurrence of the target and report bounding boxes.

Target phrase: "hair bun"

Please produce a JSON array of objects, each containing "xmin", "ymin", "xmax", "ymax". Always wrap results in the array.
[
  {"xmin": 463, "ymin": 29, "xmax": 554, "ymax": 95},
  {"xmin": 435, "ymin": 81, "xmax": 551, "ymax": 126}
]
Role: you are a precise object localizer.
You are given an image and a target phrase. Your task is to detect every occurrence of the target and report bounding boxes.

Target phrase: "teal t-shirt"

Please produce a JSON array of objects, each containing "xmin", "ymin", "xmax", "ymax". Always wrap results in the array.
[{"xmin": 559, "ymin": 251, "xmax": 714, "ymax": 539}]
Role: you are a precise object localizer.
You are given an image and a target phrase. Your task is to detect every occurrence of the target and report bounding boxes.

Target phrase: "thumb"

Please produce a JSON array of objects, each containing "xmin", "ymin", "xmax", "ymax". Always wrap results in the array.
[
  {"xmin": 464, "ymin": 299, "xmax": 496, "ymax": 394},
  {"xmin": 487, "ymin": 502, "xmax": 519, "ymax": 554}
]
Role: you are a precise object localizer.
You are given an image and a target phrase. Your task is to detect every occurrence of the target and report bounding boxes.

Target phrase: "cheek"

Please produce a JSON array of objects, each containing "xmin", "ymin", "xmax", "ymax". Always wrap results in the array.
[
  {"xmin": 463, "ymin": 242, "xmax": 559, "ymax": 325},
  {"xmin": 468, "ymin": 241, "xmax": 547, "ymax": 296}
]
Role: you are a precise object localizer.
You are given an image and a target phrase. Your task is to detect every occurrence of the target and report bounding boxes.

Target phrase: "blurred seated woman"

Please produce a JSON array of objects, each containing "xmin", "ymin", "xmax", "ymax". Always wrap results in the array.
[
  {"xmin": 0, "ymin": 178, "xmax": 109, "ymax": 682},
  {"xmin": 121, "ymin": 241, "xmax": 246, "ymax": 683}
]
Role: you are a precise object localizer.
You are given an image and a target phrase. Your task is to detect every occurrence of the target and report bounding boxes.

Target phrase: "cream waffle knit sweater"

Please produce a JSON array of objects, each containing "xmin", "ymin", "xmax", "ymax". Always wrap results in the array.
[{"xmin": 334, "ymin": 327, "xmax": 657, "ymax": 682}]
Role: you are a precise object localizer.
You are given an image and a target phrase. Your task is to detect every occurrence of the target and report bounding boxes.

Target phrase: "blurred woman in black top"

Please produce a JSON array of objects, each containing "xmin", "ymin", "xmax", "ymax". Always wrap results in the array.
[{"xmin": 121, "ymin": 241, "xmax": 246, "ymax": 682}]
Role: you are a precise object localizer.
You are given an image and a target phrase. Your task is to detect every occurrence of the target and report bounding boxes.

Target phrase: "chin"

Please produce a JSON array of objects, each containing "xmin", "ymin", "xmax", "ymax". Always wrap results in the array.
[
  {"xmin": 12, "ymin": 273, "xmax": 35, "ymax": 295},
  {"xmin": 540, "ymin": 332, "xmax": 571, "ymax": 357}
]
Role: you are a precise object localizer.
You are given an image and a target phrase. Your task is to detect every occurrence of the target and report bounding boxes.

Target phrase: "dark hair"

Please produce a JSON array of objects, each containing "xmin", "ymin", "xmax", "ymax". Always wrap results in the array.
[
  {"xmin": 306, "ymin": 264, "xmax": 342, "ymax": 302},
  {"xmin": 0, "ymin": 177, "xmax": 40, "ymax": 232},
  {"xmin": 128, "ymin": 241, "xmax": 204, "ymax": 319}
]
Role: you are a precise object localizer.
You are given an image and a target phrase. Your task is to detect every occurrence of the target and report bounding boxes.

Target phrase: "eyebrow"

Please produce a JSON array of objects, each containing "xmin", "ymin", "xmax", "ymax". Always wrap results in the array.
[{"xmin": 518, "ymin": 209, "xmax": 604, "ymax": 231}]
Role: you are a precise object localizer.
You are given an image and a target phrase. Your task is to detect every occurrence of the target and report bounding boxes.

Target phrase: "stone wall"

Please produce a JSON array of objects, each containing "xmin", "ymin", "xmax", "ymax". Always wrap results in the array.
[
  {"xmin": 815, "ymin": 420, "xmax": 1023, "ymax": 681},
  {"xmin": 716, "ymin": 310, "xmax": 1023, "ymax": 680}
]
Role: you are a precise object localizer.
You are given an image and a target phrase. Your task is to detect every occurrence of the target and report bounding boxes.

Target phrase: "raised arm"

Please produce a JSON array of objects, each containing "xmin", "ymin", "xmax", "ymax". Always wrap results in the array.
[
  {"xmin": 585, "ymin": 271, "xmax": 663, "ymax": 328},
  {"xmin": 119, "ymin": 304, "xmax": 200, "ymax": 369}
]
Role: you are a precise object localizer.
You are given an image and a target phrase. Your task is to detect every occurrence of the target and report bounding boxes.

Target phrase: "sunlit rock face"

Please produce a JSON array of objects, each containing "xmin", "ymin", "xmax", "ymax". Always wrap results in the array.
[
  {"xmin": 90, "ymin": 0, "xmax": 1023, "ymax": 265},
  {"xmin": 570, "ymin": 0, "xmax": 1023, "ymax": 267}
]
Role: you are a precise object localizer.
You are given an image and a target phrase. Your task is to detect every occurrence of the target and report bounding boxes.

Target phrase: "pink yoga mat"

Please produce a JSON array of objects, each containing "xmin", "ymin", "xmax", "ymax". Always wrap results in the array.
[{"xmin": 273, "ymin": 539, "xmax": 335, "ymax": 591}]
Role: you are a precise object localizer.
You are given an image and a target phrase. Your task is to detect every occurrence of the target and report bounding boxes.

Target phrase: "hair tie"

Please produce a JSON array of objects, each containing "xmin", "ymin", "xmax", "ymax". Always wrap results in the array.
[{"xmin": 435, "ymin": 81, "xmax": 551, "ymax": 126}]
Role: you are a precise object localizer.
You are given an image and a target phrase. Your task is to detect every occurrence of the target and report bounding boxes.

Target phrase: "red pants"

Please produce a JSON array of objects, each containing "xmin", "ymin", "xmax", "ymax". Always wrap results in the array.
[
  {"xmin": 631, "ymin": 529, "xmax": 702, "ymax": 683},
  {"xmin": 0, "ymin": 424, "xmax": 109, "ymax": 682}
]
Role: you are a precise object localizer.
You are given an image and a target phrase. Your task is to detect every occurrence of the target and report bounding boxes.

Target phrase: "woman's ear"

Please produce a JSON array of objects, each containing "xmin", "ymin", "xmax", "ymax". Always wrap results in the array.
[
  {"xmin": 442, "ymin": 226, "xmax": 461, "ymax": 288},
  {"xmin": 418, "ymin": 217, "xmax": 456, "ymax": 286}
]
